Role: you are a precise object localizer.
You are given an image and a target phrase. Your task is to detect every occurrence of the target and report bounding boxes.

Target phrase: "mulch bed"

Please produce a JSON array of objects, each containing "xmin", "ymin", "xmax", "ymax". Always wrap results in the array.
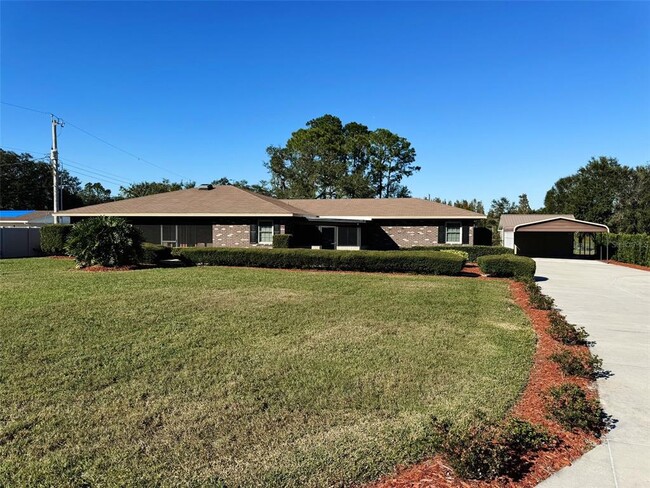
[
  {"xmin": 369, "ymin": 280, "xmax": 600, "ymax": 488},
  {"xmin": 603, "ymin": 260, "xmax": 650, "ymax": 272}
]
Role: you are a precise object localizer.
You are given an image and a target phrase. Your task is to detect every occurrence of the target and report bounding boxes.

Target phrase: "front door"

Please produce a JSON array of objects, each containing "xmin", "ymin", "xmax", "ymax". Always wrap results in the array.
[{"xmin": 321, "ymin": 227, "xmax": 336, "ymax": 249}]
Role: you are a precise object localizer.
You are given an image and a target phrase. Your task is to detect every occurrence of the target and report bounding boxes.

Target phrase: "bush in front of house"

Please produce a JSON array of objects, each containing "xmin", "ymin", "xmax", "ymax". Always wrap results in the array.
[
  {"xmin": 546, "ymin": 383, "xmax": 605, "ymax": 434},
  {"xmin": 433, "ymin": 417, "xmax": 555, "ymax": 480},
  {"xmin": 439, "ymin": 249, "xmax": 469, "ymax": 263},
  {"xmin": 520, "ymin": 278, "xmax": 555, "ymax": 310},
  {"xmin": 547, "ymin": 310, "xmax": 589, "ymax": 345},
  {"xmin": 66, "ymin": 216, "xmax": 143, "ymax": 268},
  {"xmin": 477, "ymin": 254, "xmax": 536, "ymax": 279},
  {"xmin": 272, "ymin": 234, "xmax": 292, "ymax": 248},
  {"xmin": 172, "ymin": 247, "xmax": 465, "ymax": 275},
  {"xmin": 141, "ymin": 242, "xmax": 172, "ymax": 265},
  {"xmin": 549, "ymin": 349, "xmax": 603, "ymax": 379},
  {"xmin": 410, "ymin": 245, "xmax": 513, "ymax": 262},
  {"xmin": 40, "ymin": 224, "xmax": 73, "ymax": 255}
]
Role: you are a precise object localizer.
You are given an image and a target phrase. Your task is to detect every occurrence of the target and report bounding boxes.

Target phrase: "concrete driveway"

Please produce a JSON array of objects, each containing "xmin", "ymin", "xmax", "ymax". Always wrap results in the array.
[{"xmin": 534, "ymin": 259, "xmax": 650, "ymax": 488}]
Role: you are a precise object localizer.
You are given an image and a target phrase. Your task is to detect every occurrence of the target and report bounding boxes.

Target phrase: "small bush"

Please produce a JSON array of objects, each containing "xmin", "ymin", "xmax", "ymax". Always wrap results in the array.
[
  {"xmin": 410, "ymin": 245, "xmax": 513, "ymax": 262},
  {"xmin": 477, "ymin": 254, "xmax": 536, "ymax": 279},
  {"xmin": 272, "ymin": 234, "xmax": 292, "ymax": 248},
  {"xmin": 141, "ymin": 242, "xmax": 172, "ymax": 265},
  {"xmin": 173, "ymin": 247, "xmax": 465, "ymax": 275},
  {"xmin": 433, "ymin": 417, "xmax": 554, "ymax": 481},
  {"xmin": 550, "ymin": 350, "xmax": 603, "ymax": 379},
  {"xmin": 66, "ymin": 216, "xmax": 143, "ymax": 268},
  {"xmin": 546, "ymin": 384, "xmax": 605, "ymax": 433},
  {"xmin": 439, "ymin": 249, "xmax": 469, "ymax": 262},
  {"xmin": 547, "ymin": 310, "xmax": 589, "ymax": 345},
  {"xmin": 40, "ymin": 224, "xmax": 73, "ymax": 255},
  {"xmin": 521, "ymin": 279, "xmax": 555, "ymax": 310}
]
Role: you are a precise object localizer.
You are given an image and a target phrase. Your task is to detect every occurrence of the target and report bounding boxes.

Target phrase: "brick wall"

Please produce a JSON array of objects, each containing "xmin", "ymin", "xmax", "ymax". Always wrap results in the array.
[
  {"xmin": 211, "ymin": 223, "xmax": 286, "ymax": 247},
  {"xmin": 380, "ymin": 225, "xmax": 440, "ymax": 248}
]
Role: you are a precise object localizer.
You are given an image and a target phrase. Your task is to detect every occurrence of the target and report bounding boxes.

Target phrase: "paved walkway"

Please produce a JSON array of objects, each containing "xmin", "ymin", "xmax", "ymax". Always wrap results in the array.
[{"xmin": 534, "ymin": 259, "xmax": 650, "ymax": 488}]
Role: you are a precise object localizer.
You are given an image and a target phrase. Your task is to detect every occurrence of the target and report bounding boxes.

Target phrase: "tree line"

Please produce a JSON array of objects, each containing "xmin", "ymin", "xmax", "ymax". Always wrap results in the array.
[{"xmin": 2, "ymin": 117, "xmax": 648, "ymax": 235}]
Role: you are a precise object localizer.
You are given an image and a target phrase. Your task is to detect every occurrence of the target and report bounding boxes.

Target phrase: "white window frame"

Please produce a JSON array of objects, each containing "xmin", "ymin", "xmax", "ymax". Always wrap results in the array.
[
  {"xmin": 258, "ymin": 220, "xmax": 274, "ymax": 245},
  {"xmin": 445, "ymin": 221, "xmax": 462, "ymax": 244}
]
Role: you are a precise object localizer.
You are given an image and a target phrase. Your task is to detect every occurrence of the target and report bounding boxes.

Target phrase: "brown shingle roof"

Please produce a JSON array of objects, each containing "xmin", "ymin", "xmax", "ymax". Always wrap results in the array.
[
  {"xmin": 499, "ymin": 214, "xmax": 575, "ymax": 231},
  {"xmin": 281, "ymin": 198, "xmax": 485, "ymax": 219},
  {"xmin": 57, "ymin": 186, "xmax": 486, "ymax": 220},
  {"xmin": 57, "ymin": 186, "xmax": 311, "ymax": 217}
]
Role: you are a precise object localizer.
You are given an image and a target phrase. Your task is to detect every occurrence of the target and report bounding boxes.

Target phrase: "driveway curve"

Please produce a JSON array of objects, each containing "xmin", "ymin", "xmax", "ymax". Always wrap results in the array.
[{"xmin": 534, "ymin": 259, "xmax": 650, "ymax": 488}]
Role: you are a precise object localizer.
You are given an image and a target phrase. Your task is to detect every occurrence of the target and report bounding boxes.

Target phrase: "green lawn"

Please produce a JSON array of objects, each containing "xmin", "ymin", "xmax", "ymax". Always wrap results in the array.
[{"xmin": 0, "ymin": 258, "xmax": 535, "ymax": 487}]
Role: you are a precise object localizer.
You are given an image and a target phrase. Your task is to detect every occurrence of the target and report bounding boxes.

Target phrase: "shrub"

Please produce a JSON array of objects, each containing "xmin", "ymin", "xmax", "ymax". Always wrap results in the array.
[
  {"xmin": 547, "ymin": 310, "xmax": 589, "ymax": 345},
  {"xmin": 433, "ymin": 417, "xmax": 554, "ymax": 481},
  {"xmin": 40, "ymin": 224, "xmax": 73, "ymax": 255},
  {"xmin": 546, "ymin": 384, "xmax": 605, "ymax": 433},
  {"xmin": 477, "ymin": 254, "xmax": 536, "ymax": 279},
  {"xmin": 410, "ymin": 245, "xmax": 513, "ymax": 262},
  {"xmin": 439, "ymin": 249, "xmax": 469, "ymax": 263},
  {"xmin": 172, "ymin": 248, "xmax": 465, "ymax": 275},
  {"xmin": 596, "ymin": 233, "xmax": 650, "ymax": 267},
  {"xmin": 272, "ymin": 234, "xmax": 292, "ymax": 248},
  {"xmin": 521, "ymin": 279, "xmax": 555, "ymax": 310},
  {"xmin": 66, "ymin": 216, "xmax": 143, "ymax": 268},
  {"xmin": 550, "ymin": 350, "xmax": 603, "ymax": 379},
  {"xmin": 141, "ymin": 242, "xmax": 172, "ymax": 265}
]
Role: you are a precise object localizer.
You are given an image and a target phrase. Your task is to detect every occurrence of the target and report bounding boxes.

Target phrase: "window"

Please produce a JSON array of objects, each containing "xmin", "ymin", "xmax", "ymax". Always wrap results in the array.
[
  {"xmin": 337, "ymin": 226, "xmax": 359, "ymax": 247},
  {"xmin": 445, "ymin": 222, "xmax": 461, "ymax": 244},
  {"xmin": 258, "ymin": 220, "xmax": 273, "ymax": 244},
  {"xmin": 161, "ymin": 225, "xmax": 177, "ymax": 246}
]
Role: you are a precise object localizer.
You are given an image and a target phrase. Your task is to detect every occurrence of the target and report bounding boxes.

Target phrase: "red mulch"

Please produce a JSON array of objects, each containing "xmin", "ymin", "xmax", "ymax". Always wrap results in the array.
[
  {"xmin": 603, "ymin": 260, "xmax": 650, "ymax": 272},
  {"xmin": 80, "ymin": 265, "xmax": 138, "ymax": 272},
  {"xmin": 369, "ymin": 280, "xmax": 600, "ymax": 488}
]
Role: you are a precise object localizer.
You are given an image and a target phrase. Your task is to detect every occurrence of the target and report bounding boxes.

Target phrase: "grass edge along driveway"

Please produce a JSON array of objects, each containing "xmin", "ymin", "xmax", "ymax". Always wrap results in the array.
[{"xmin": 0, "ymin": 258, "xmax": 535, "ymax": 487}]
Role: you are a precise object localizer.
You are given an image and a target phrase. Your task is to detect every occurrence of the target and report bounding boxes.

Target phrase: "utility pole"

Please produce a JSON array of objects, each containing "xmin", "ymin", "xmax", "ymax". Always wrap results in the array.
[{"xmin": 50, "ymin": 115, "xmax": 64, "ymax": 223}]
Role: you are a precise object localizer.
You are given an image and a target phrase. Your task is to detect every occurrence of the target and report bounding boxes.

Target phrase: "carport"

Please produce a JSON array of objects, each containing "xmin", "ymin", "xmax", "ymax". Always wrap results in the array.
[{"xmin": 513, "ymin": 217, "xmax": 609, "ymax": 258}]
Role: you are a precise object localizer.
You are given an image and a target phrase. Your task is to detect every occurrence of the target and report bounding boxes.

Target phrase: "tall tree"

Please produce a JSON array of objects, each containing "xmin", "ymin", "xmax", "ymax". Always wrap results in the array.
[
  {"xmin": 516, "ymin": 193, "xmax": 532, "ymax": 214},
  {"xmin": 0, "ymin": 149, "xmax": 83, "ymax": 210},
  {"xmin": 266, "ymin": 115, "xmax": 419, "ymax": 199},
  {"xmin": 544, "ymin": 156, "xmax": 633, "ymax": 230},
  {"xmin": 119, "ymin": 179, "xmax": 195, "ymax": 199},
  {"xmin": 78, "ymin": 182, "xmax": 112, "ymax": 206},
  {"xmin": 609, "ymin": 164, "xmax": 650, "ymax": 234}
]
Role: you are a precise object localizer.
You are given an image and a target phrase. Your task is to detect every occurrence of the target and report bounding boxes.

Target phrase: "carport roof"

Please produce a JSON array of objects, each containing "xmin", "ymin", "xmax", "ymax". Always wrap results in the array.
[
  {"xmin": 499, "ymin": 214, "xmax": 575, "ymax": 231},
  {"xmin": 513, "ymin": 216, "xmax": 609, "ymax": 233}
]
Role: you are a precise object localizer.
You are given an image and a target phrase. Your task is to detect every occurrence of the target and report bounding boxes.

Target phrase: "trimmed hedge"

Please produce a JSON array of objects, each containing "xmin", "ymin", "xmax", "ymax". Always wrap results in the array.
[
  {"xmin": 596, "ymin": 233, "xmax": 650, "ymax": 266},
  {"xmin": 141, "ymin": 242, "xmax": 172, "ymax": 264},
  {"xmin": 172, "ymin": 248, "xmax": 465, "ymax": 275},
  {"xmin": 272, "ymin": 234, "xmax": 292, "ymax": 248},
  {"xmin": 410, "ymin": 245, "xmax": 513, "ymax": 262},
  {"xmin": 477, "ymin": 254, "xmax": 536, "ymax": 279},
  {"xmin": 40, "ymin": 224, "xmax": 73, "ymax": 255}
]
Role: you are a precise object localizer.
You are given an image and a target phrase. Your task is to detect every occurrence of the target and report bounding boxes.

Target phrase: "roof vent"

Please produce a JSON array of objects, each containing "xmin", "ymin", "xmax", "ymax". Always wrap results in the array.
[{"xmin": 197, "ymin": 184, "xmax": 214, "ymax": 190}]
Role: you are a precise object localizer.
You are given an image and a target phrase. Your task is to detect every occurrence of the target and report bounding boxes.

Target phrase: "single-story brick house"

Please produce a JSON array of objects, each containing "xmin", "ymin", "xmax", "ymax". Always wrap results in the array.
[{"xmin": 57, "ymin": 185, "xmax": 485, "ymax": 250}]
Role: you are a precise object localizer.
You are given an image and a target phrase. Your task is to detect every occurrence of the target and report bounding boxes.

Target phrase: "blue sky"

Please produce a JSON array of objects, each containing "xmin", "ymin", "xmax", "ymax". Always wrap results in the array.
[{"xmin": 2, "ymin": 1, "xmax": 649, "ymax": 208}]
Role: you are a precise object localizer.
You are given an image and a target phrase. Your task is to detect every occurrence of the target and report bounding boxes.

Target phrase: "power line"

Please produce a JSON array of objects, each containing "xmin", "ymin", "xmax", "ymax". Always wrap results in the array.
[{"xmin": 1, "ymin": 100, "xmax": 188, "ymax": 179}]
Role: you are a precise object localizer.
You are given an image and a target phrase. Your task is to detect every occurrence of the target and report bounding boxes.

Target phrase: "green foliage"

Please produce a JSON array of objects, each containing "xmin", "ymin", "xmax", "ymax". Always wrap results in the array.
[
  {"xmin": 211, "ymin": 176, "xmax": 271, "ymax": 196},
  {"xmin": 521, "ymin": 279, "xmax": 555, "ymax": 310},
  {"xmin": 596, "ymin": 233, "xmax": 650, "ymax": 267},
  {"xmin": 66, "ymin": 217, "xmax": 143, "ymax": 268},
  {"xmin": 550, "ymin": 350, "xmax": 603, "ymax": 379},
  {"xmin": 78, "ymin": 182, "xmax": 112, "ymax": 206},
  {"xmin": 547, "ymin": 310, "xmax": 589, "ymax": 345},
  {"xmin": 173, "ymin": 248, "xmax": 465, "ymax": 275},
  {"xmin": 544, "ymin": 157, "xmax": 649, "ymax": 233},
  {"xmin": 410, "ymin": 245, "xmax": 513, "ymax": 262},
  {"xmin": 434, "ymin": 417, "xmax": 554, "ymax": 480},
  {"xmin": 546, "ymin": 384, "xmax": 605, "ymax": 433},
  {"xmin": 140, "ymin": 242, "xmax": 172, "ymax": 264},
  {"xmin": 477, "ymin": 254, "xmax": 536, "ymax": 279},
  {"xmin": 439, "ymin": 249, "xmax": 469, "ymax": 262},
  {"xmin": 266, "ymin": 115, "xmax": 420, "ymax": 199},
  {"xmin": 118, "ymin": 179, "xmax": 195, "ymax": 199},
  {"xmin": 272, "ymin": 234, "xmax": 292, "ymax": 248},
  {"xmin": 40, "ymin": 224, "xmax": 73, "ymax": 255},
  {"xmin": 0, "ymin": 149, "xmax": 83, "ymax": 210}
]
